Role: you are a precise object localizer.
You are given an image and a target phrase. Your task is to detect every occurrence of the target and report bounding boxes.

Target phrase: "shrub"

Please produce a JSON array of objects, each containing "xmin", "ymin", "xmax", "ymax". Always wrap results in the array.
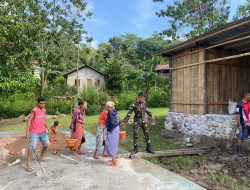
[
  {"xmin": 115, "ymin": 91, "xmax": 137, "ymax": 110},
  {"xmin": 81, "ymin": 86, "xmax": 109, "ymax": 115},
  {"xmin": 45, "ymin": 99, "xmax": 75, "ymax": 115},
  {"xmin": 0, "ymin": 96, "xmax": 35, "ymax": 118},
  {"xmin": 148, "ymin": 88, "xmax": 169, "ymax": 108}
]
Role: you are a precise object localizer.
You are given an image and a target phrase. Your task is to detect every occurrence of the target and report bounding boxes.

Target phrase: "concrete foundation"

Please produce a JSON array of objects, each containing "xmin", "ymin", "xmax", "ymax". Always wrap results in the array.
[{"xmin": 165, "ymin": 112, "xmax": 236, "ymax": 139}]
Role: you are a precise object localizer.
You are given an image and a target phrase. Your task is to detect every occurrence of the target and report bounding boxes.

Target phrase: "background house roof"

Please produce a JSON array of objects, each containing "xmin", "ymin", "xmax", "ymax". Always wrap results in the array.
[
  {"xmin": 64, "ymin": 65, "xmax": 105, "ymax": 77},
  {"xmin": 155, "ymin": 64, "xmax": 169, "ymax": 71}
]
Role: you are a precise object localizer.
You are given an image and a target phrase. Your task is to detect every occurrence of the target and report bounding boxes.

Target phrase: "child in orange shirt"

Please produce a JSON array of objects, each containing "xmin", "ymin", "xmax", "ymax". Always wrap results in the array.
[
  {"xmin": 50, "ymin": 121, "xmax": 59, "ymax": 154},
  {"xmin": 93, "ymin": 103, "xmax": 113, "ymax": 159}
]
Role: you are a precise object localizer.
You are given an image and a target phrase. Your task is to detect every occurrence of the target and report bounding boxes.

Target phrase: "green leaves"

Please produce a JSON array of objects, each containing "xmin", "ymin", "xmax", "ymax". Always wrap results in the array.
[
  {"xmin": 154, "ymin": 0, "xmax": 230, "ymax": 40},
  {"xmin": 0, "ymin": 0, "xmax": 91, "ymax": 96},
  {"xmin": 233, "ymin": 0, "xmax": 250, "ymax": 20}
]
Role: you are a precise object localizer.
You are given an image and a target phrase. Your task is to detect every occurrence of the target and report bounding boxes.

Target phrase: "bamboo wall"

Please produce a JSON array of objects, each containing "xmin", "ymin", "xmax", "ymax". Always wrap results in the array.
[
  {"xmin": 170, "ymin": 47, "xmax": 206, "ymax": 114},
  {"xmin": 207, "ymin": 49, "xmax": 250, "ymax": 114},
  {"xmin": 170, "ymin": 46, "xmax": 250, "ymax": 115}
]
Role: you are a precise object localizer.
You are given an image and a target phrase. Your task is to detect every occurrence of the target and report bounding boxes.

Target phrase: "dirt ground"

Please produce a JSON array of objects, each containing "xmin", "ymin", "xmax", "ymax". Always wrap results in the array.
[
  {"xmin": 0, "ymin": 131, "xmax": 204, "ymax": 190},
  {"xmin": 160, "ymin": 130, "xmax": 250, "ymax": 190},
  {"xmin": 0, "ymin": 117, "xmax": 24, "ymax": 127},
  {"xmin": 0, "ymin": 132, "xmax": 69, "ymax": 168}
]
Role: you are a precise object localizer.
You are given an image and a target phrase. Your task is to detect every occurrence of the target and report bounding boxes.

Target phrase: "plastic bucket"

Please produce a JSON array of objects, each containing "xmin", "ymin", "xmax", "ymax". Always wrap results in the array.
[
  {"xmin": 66, "ymin": 139, "xmax": 76, "ymax": 148},
  {"xmin": 119, "ymin": 131, "xmax": 126, "ymax": 140}
]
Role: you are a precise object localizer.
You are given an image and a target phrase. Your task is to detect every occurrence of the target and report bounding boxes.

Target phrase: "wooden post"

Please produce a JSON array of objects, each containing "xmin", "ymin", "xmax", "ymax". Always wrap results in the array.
[
  {"xmin": 169, "ymin": 57, "xmax": 173, "ymax": 112},
  {"xmin": 204, "ymin": 49, "xmax": 208, "ymax": 114}
]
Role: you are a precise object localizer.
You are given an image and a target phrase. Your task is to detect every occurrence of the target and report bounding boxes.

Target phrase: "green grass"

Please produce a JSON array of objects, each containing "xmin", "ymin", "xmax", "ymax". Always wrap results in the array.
[
  {"xmin": 147, "ymin": 155, "xmax": 206, "ymax": 172},
  {"xmin": 216, "ymin": 175, "xmax": 249, "ymax": 190}
]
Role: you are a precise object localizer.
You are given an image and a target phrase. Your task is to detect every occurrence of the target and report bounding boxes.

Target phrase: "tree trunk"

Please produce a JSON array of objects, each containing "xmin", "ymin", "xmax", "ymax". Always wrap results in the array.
[{"xmin": 40, "ymin": 67, "xmax": 46, "ymax": 98}]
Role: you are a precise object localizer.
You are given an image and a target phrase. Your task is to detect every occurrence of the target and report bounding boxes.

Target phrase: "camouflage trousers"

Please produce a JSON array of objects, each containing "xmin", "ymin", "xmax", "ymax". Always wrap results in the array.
[{"xmin": 133, "ymin": 122, "xmax": 151, "ymax": 149}]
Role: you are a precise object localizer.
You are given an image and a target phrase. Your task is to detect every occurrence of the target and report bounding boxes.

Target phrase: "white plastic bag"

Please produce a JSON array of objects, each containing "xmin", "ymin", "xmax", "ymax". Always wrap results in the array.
[{"xmin": 228, "ymin": 99, "xmax": 237, "ymax": 114}]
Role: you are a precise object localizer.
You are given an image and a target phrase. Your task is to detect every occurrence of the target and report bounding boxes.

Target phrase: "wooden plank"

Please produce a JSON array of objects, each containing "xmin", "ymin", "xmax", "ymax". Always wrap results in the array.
[
  {"xmin": 130, "ymin": 147, "xmax": 213, "ymax": 159},
  {"xmin": 206, "ymin": 35, "xmax": 250, "ymax": 50},
  {"xmin": 170, "ymin": 102, "xmax": 205, "ymax": 105},
  {"xmin": 171, "ymin": 102, "xmax": 228, "ymax": 105},
  {"xmin": 171, "ymin": 52, "xmax": 250, "ymax": 70},
  {"xmin": 169, "ymin": 57, "xmax": 173, "ymax": 112},
  {"xmin": 170, "ymin": 35, "xmax": 250, "ymax": 61}
]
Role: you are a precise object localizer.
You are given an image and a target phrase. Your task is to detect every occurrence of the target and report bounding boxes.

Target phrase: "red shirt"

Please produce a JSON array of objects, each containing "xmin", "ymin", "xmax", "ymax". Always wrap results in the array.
[
  {"xmin": 243, "ymin": 102, "xmax": 250, "ymax": 125},
  {"xmin": 29, "ymin": 107, "xmax": 46, "ymax": 134},
  {"xmin": 98, "ymin": 109, "xmax": 108, "ymax": 126}
]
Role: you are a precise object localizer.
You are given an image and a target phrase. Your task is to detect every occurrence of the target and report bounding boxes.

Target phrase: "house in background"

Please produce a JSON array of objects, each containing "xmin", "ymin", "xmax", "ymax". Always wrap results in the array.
[
  {"xmin": 64, "ymin": 65, "xmax": 105, "ymax": 90},
  {"xmin": 155, "ymin": 64, "xmax": 170, "ymax": 79}
]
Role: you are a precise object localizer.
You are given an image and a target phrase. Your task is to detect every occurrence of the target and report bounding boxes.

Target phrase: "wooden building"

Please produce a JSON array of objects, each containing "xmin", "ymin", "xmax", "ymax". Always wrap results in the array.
[
  {"xmin": 155, "ymin": 64, "xmax": 170, "ymax": 79},
  {"xmin": 158, "ymin": 16, "xmax": 250, "ymax": 115},
  {"xmin": 64, "ymin": 65, "xmax": 105, "ymax": 90}
]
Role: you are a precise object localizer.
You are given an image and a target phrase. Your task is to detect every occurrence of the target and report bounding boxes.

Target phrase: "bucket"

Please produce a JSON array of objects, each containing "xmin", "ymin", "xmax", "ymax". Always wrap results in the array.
[
  {"xmin": 66, "ymin": 139, "xmax": 77, "ymax": 148},
  {"xmin": 119, "ymin": 131, "xmax": 126, "ymax": 140}
]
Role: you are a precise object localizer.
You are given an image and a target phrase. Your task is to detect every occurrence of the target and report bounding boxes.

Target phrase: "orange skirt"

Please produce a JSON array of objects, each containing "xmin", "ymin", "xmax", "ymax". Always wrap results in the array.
[{"xmin": 71, "ymin": 123, "xmax": 84, "ymax": 150}]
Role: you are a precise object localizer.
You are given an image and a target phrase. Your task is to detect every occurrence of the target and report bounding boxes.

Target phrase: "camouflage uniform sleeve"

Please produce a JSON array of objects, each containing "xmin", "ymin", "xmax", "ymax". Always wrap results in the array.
[
  {"xmin": 145, "ymin": 106, "xmax": 152, "ymax": 118},
  {"xmin": 123, "ymin": 103, "xmax": 134, "ymax": 123}
]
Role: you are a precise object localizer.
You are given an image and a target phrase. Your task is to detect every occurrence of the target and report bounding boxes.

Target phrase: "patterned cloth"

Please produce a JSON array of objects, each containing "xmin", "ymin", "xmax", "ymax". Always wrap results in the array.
[
  {"xmin": 123, "ymin": 101, "xmax": 153, "ymax": 148},
  {"xmin": 70, "ymin": 106, "xmax": 85, "ymax": 150},
  {"xmin": 96, "ymin": 125, "xmax": 107, "ymax": 149},
  {"xmin": 105, "ymin": 110, "xmax": 120, "ymax": 157},
  {"xmin": 124, "ymin": 101, "xmax": 152, "ymax": 124}
]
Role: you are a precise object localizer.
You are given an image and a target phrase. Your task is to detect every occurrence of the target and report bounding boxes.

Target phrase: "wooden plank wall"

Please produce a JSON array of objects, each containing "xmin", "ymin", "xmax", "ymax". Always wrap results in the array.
[
  {"xmin": 170, "ymin": 47, "xmax": 205, "ymax": 114},
  {"xmin": 207, "ymin": 49, "xmax": 250, "ymax": 114}
]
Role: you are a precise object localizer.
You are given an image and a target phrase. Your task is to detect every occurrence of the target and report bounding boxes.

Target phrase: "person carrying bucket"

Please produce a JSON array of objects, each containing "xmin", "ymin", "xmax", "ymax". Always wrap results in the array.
[{"xmin": 70, "ymin": 100, "xmax": 87, "ymax": 156}]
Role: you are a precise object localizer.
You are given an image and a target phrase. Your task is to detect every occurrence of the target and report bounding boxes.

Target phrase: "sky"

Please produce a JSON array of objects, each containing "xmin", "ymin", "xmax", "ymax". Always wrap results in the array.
[{"xmin": 85, "ymin": 0, "xmax": 247, "ymax": 48}]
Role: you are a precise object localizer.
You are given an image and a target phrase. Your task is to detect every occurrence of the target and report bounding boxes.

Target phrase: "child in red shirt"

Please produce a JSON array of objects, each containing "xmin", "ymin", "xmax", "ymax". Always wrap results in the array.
[{"xmin": 50, "ymin": 121, "xmax": 60, "ymax": 154}]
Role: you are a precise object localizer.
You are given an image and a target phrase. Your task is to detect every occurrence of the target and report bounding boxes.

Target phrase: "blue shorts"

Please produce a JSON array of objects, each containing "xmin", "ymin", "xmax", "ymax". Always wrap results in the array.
[
  {"xmin": 28, "ymin": 133, "xmax": 50, "ymax": 150},
  {"xmin": 237, "ymin": 129, "xmax": 246, "ymax": 139}
]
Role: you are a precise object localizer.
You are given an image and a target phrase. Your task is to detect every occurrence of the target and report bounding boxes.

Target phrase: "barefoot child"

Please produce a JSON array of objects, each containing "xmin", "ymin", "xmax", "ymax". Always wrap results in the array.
[{"xmin": 50, "ymin": 121, "xmax": 59, "ymax": 154}]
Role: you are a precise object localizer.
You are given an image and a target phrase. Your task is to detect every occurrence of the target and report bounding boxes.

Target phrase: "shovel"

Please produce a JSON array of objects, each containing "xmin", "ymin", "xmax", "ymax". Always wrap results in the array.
[{"xmin": 30, "ymin": 144, "xmax": 46, "ymax": 177}]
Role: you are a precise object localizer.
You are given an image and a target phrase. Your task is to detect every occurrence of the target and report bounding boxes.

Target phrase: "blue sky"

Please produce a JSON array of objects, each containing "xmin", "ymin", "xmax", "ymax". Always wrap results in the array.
[{"xmin": 85, "ymin": 0, "xmax": 247, "ymax": 48}]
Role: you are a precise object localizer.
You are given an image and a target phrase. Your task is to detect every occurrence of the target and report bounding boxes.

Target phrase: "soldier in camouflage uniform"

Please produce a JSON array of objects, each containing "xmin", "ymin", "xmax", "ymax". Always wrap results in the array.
[{"xmin": 122, "ymin": 92, "xmax": 155, "ymax": 155}]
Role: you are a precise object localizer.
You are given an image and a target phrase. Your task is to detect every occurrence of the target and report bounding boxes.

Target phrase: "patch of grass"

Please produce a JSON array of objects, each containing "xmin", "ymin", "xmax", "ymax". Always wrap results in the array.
[
  {"xmin": 216, "ymin": 175, "xmax": 249, "ymax": 190},
  {"xmin": 0, "ymin": 108, "xmax": 168, "ymax": 134},
  {"xmin": 155, "ymin": 155, "xmax": 206, "ymax": 171}
]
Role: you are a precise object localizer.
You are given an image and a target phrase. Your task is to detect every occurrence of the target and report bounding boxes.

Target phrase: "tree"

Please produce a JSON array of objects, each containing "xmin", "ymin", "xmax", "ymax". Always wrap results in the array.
[
  {"xmin": 0, "ymin": 0, "xmax": 41, "ymax": 96},
  {"xmin": 233, "ymin": 0, "xmax": 250, "ymax": 20},
  {"xmin": 30, "ymin": 0, "xmax": 91, "ymax": 97},
  {"xmin": 154, "ymin": 0, "xmax": 230, "ymax": 40},
  {"xmin": 97, "ymin": 33, "xmax": 170, "ymax": 94},
  {"xmin": 0, "ymin": 0, "xmax": 91, "ymax": 97},
  {"xmin": 104, "ymin": 55, "xmax": 125, "ymax": 94}
]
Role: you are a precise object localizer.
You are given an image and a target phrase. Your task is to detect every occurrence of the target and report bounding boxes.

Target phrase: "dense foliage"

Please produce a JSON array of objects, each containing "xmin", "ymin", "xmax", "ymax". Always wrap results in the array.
[{"xmin": 1, "ymin": 1, "xmax": 249, "ymax": 118}]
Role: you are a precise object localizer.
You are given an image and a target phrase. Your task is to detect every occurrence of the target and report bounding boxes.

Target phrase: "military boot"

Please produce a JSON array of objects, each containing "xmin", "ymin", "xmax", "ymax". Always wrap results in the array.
[
  {"xmin": 146, "ymin": 144, "xmax": 155, "ymax": 154},
  {"xmin": 131, "ymin": 146, "xmax": 139, "ymax": 155}
]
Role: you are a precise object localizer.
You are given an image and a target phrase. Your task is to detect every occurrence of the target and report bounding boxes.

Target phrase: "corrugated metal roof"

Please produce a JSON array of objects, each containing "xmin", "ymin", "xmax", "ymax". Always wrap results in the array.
[
  {"xmin": 155, "ymin": 64, "xmax": 169, "ymax": 71},
  {"xmin": 157, "ymin": 16, "xmax": 250, "ymax": 56},
  {"xmin": 64, "ymin": 65, "xmax": 105, "ymax": 77}
]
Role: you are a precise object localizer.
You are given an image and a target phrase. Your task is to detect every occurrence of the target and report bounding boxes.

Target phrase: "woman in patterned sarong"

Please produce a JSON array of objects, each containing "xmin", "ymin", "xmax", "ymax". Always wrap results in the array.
[
  {"xmin": 105, "ymin": 101, "xmax": 121, "ymax": 167},
  {"xmin": 70, "ymin": 100, "xmax": 87, "ymax": 156}
]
